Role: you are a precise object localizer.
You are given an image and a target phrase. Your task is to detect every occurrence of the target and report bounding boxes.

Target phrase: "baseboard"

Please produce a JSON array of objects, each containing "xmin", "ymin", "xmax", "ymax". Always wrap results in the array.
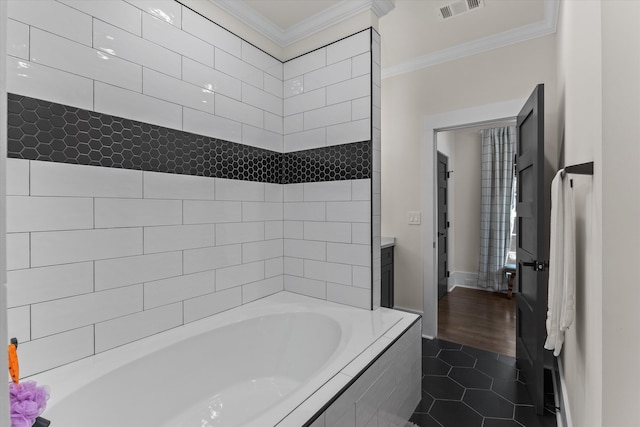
[
  {"xmin": 448, "ymin": 271, "xmax": 478, "ymax": 291},
  {"xmin": 449, "ymin": 284, "xmax": 497, "ymax": 293},
  {"xmin": 556, "ymin": 357, "xmax": 573, "ymax": 427}
]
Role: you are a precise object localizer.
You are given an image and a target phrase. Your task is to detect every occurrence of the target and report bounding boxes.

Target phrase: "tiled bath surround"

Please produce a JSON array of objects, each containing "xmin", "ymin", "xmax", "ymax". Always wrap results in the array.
[
  {"xmin": 5, "ymin": 0, "xmax": 379, "ymax": 377},
  {"xmin": 282, "ymin": 28, "xmax": 379, "ymax": 309},
  {"xmin": 284, "ymin": 318, "xmax": 422, "ymax": 427}
]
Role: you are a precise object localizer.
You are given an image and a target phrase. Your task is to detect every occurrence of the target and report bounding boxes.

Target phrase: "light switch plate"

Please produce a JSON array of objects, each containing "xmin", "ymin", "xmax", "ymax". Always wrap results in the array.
[{"xmin": 408, "ymin": 211, "xmax": 421, "ymax": 225}]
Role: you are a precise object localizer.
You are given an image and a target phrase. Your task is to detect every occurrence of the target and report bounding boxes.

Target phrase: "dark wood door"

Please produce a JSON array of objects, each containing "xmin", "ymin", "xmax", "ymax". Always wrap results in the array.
[
  {"xmin": 437, "ymin": 152, "xmax": 449, "ymax": 300},
  {"xmin": 515, "ymin": 84, "xmax": 548, "ymax": 414}
]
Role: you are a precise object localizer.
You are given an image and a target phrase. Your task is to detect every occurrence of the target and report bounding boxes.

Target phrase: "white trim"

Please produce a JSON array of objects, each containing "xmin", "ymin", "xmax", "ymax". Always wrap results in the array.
[
  {"xmin": 209, "ymin": 0, "xmax": 395, "ymax": 48},
  {"xmin": 422, "ymin": 98, "xmax": 526, "ymax": 338},
  {"xmin": 371, "ymin": 0, "xmax": 396, "ymax": 18},
  {"xmin": 448, "ymin": 271, "xmax": 479, "ymax": 291},
  {"xmin": 210, "ymin": 0, "xmax": 288, "ymax": 45},
  {"xmin": 558, "ymin": 358, "xmax": 574, "ymax": 427},
  {"xmin": 449, "ymin": 284, "xmax": 496, "ymax": 293},
  {"xmin": 382, "ymin": 0, "xmax": 559, "ymax": 79}
]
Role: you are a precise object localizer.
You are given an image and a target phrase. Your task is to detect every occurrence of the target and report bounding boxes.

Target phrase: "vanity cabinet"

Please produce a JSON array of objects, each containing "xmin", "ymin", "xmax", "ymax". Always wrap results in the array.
[{"xmin": 381, "ymin": 246, "xmax": 394, "ymax": 308}]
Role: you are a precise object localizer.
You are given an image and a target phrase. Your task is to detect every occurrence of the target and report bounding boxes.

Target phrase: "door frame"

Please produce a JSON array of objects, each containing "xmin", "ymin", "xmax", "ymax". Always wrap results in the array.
[{"xmin": 422, "ymin": 98, "xmax": 526, "ymax": 338}]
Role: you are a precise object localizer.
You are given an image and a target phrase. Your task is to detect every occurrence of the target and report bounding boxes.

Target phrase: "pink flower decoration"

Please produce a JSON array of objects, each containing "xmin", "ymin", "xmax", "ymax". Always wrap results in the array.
[{"xmin": 9, "ymin": 381, "xmax": 49, "ymax": 427}]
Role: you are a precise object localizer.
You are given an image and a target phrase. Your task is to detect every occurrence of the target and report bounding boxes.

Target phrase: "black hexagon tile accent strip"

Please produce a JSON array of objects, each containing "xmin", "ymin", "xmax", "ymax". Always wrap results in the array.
[
  {"xmin": 281, "ymin": 141, "xmax": 371, "ymax": 184},
  {"xmin": 7, "ymin": 94, "xmax": 372, "ymax": 184},
  {"xmin": 411, "ymin": 338, "xmax": 558, "ymax": 427}
]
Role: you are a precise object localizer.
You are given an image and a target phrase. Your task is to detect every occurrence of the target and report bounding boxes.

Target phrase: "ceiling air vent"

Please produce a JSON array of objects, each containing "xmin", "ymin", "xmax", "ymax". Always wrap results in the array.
[
  {"xmin": 467, "ymin": 0, "xmax": 482, "ymax": 9},
  {"xmin": 437, "ymin": 0, "xmax": 485, "ymax": 21}
]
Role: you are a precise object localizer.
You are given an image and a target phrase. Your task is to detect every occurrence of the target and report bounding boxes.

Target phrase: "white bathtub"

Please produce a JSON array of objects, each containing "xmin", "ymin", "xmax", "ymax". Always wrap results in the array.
[{"xmin": 33, "ymin": 292, "xmax": 419, "ymax": 427}]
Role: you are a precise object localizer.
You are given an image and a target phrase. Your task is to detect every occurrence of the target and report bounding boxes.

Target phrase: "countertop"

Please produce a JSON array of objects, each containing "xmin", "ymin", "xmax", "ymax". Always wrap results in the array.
[{"xmin": 381, "ymin": 236, "xmax": 395, "ymax": 249}]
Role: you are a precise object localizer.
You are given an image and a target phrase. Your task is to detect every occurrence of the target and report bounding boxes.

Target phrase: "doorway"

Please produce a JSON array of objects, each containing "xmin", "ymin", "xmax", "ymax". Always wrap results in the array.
[
  {"xmin": 421, "ymin": 98, "xmax": 526, "ymax": 340},
  {"xmin": 435, "ymin": 121, "xmax": 517, "ymax": 356}
]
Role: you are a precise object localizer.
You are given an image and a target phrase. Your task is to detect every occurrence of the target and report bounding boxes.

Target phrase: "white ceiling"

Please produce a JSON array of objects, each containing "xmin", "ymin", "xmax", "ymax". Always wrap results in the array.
[{"xmin": 207, "ymin": 0, "xmax": 557, "ymax": 77}]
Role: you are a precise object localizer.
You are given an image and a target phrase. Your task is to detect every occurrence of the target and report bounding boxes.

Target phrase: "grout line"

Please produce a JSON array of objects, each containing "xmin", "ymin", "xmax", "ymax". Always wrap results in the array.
[{"xmin": 28, "ymin": 232, "xmax": 31, "ymax": 269}]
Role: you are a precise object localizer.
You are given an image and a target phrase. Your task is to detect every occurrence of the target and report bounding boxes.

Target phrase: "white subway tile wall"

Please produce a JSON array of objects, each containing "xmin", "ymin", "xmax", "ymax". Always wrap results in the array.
[
  {"xmin": 7, "ymin": 56, "xmax": 95, "ymax": 112},
  {"xmin": 8, "ymin": 0, "xmax": 284, "ymax": 149},
  {"xmin": 283, "ymin": 29, "xmax": 371, "ymax": 153},
  {"xmin": 5, "ymin": 0, "xmax": 379, "ymax": 376},
  {"xmin": 6, "ymin": 158, "xmax": 286, "ymax": 374},
  {"xmin": 283, "ymin": 180, "xmax": 372, "ymax": 304}
]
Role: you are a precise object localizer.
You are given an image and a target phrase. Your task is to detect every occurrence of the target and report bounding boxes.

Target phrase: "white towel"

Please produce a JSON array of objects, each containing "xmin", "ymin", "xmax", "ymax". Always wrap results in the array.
[{"xmin": 544, "ymin": 169, "xmax": 576, "ymax": 356}]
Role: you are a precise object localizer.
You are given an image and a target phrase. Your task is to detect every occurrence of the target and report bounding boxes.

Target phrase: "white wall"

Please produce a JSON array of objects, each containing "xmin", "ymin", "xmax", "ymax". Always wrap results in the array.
[
  {"xmin": 381, "ymin": 34, "xmax": 558, "ymax": 325},
  {"xmin": 450, "ymin": 127, "xmax": 482, "ymax": 275},
  {"xmin": 4, "ymin": 0, "xmax": 379, "ymax": 378},
  {"xmin": 555, "ymin": 1, "xmax": 640, "ymax": 425},
  {"xmin": 600, "ymin": 1, "xmax": 640, "ymax": 425},
  {"xmin": 555, "ymin": 0, "xmax": 603, "ymax": 424},
  {"xmin": 436, "ymin": 130, "xmax": 454, "ymax": 158}
]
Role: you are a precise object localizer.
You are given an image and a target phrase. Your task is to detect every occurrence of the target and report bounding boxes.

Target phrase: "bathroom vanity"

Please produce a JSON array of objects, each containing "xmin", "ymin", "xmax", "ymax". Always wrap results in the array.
[{"xmin": 381, "ymin": 237, "xmax": 395, "ymax": 308}]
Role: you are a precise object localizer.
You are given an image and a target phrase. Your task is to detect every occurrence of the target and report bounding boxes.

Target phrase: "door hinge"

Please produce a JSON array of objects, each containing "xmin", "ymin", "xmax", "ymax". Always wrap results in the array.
[
  {"xmin": 523, "ymin": 261, "xmax": 548, "ymax": 272},
  {"xmin": 446, "ymin": 221, "xmax": 450, "ymax": 228},
  {"xmin": 446, "ymin": 271, "xmax": 450, "ymax": 278}
]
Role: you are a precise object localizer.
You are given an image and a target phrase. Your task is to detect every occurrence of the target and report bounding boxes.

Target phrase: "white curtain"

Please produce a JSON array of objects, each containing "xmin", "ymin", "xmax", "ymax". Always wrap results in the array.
[{"xmin": 477, "ymin": 126, "xmax": 516, "ymax": 291}]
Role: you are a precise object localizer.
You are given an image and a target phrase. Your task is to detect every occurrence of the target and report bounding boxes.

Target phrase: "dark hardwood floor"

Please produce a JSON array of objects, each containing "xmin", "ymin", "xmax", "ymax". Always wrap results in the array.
[{"xmin": 438, "ymin": 287, "xmax": 516, "ymax": 356}]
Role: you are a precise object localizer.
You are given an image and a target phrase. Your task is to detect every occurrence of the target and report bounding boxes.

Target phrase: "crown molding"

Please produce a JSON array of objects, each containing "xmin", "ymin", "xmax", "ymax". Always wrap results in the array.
[
  {"xmin": 210, "ymin": 0, "xmax": 395, "ymax": 48},
  {"xmin": 381, "ymin": 0, "xmax": 559, "ymax": 80},
  {"xmin": 371, "ymin": 0, "xmax": 396, "ymax": 18},
  {"xmin": 210, "ymin": 0, "xmax": 287, "ymax": 45}
]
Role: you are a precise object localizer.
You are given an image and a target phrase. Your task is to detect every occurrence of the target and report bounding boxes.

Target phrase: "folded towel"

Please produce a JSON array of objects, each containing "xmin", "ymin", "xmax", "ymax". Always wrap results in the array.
[{"xmin": 544, "ymin": 169, "xmax": 576, "ymax": 356}]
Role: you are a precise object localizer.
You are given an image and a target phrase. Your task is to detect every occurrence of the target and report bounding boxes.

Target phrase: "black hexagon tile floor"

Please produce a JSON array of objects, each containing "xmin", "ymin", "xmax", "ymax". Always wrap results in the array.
[{"xmin": 410, "ymin": 338, "xmax": 557, "ymax": 427}]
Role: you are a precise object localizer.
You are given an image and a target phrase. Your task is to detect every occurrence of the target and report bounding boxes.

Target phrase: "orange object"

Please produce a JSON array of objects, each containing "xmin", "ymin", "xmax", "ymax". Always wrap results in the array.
[{"xmin": 8, "ymin": 340, "xmax": 19, "ymax": 384}]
